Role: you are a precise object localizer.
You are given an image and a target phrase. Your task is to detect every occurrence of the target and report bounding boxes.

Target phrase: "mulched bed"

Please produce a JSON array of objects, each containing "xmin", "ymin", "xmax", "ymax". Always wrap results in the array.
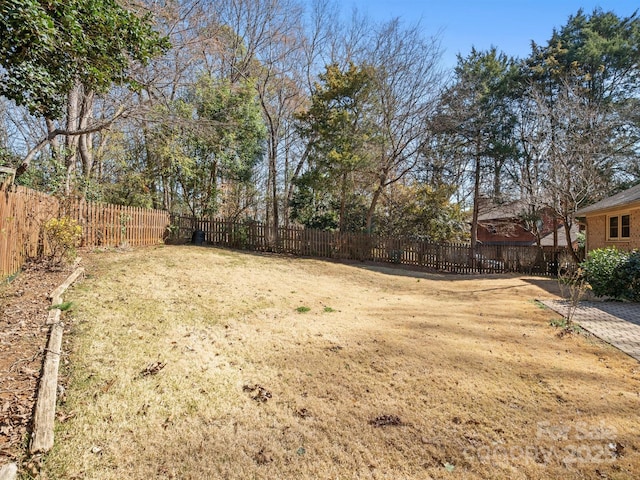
[{"xmin": 0, "ymin": 261, "xmax": 73, "ymax": 466}]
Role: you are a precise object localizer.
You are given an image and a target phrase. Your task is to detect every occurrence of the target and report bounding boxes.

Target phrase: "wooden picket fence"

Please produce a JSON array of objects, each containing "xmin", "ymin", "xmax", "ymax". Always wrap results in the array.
[
  {"xmin": 170, "ymin": 215, "xmax": 574, "ymax": 275},
  {"xmin": 1, "ymin": 185, "xmax": 170, "ymax": 279}
]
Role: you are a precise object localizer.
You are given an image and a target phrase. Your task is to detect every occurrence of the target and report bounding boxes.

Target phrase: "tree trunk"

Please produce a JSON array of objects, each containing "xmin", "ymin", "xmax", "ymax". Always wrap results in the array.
[
  {"xmin": 470, "ymin": 152, "xmax": 481, "ymax": 265},
  {"xmin": 206, "ymin": 159, "xmax": 218, "ymax": 216},
  {"xmin": 93, "ymin": 126, "xmax": 109, "ymax": 188},
  {"xmin": 45, "ymin": 118, "xmax": 60, "ymax": 162},
  {"xmin": 79, "ymin": 90, "xmax": 95, "ymax": 197},
  {"xmin": 269, "ymin": 135, "xmax": 279, "ymax": 245},
  {"xmin": 365, "ymin": 176, "xmax": 385, "ymax": 233},
  {"xmin": 284, "ymin": 142, "xmax": 312, "ymax": 226},
  {"xmin": 493, "ymin": 159, "xmax": 503, "ymax": 202},
  {"xmin": 563, "ymin": 216, "xmax": 581, "ymax": 264},
  {"xmin": 64, "ymin": 83, "xmax": 82, "ymax": 195},
  {"xmin": 338, "ymin": 172, "xmax": 347, "ymax": 232}
]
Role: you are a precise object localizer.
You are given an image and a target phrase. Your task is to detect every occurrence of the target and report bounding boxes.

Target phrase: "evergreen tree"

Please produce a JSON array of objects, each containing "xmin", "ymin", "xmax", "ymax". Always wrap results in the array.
[{"xmin": 292, "ymin": 62, "xmax": 378, "ymax": 231}]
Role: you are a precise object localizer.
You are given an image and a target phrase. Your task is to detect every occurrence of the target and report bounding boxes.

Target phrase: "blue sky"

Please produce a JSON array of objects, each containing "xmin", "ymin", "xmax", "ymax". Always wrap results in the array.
[{"xmin": 346, "ymin": 1, "xmax": 639, "ymax": 68}]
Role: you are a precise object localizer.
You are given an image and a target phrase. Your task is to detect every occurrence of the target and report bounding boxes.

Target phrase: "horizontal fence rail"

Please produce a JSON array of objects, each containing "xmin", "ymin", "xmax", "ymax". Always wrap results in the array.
[
  {"xmin": 170, "ymin": 215, "xmax": 577, "ymax": 276},
  {"xmin": 1, "ymin": 185, "xmax": 171, "ymax": 279}
]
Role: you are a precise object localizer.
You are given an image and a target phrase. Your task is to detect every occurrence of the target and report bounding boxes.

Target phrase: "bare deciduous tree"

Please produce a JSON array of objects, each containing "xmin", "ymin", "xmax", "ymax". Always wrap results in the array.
[{"xmin": 360, "ymin": 19, "xmax": 443, "ymax": 231}]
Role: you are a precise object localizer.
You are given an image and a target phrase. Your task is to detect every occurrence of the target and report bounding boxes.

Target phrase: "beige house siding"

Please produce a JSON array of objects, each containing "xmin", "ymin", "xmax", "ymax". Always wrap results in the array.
[{"xmin": 584, "ymin": 206, "xmax": 640, "ymax": 252}]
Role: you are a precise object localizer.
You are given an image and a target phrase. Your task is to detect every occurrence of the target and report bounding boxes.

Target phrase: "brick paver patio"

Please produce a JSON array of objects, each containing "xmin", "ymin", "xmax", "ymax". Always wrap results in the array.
[{"xmin": 539, "ymin": 300, "xmax": 640, "ymax": 362}]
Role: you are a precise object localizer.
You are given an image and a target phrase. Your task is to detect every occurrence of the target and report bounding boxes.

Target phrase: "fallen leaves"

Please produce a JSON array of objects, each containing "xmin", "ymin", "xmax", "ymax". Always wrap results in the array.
[
  {"xmin": 0, "ymin": 392, "xmax": 36, "ymax": 451},
  {"xmin": 137, "ymin": 361, "xmax": 166, "ymax": 378},
  {"xmin": 253, "ymin": 447, "xmax": 272, "ymax": 465},
  {"xmin": 369, "ymin": 414, "xmax": 403, "ymax": 428},
  {"xmin": 295, "ymin": 408, "xmax": 310, "ymax": 419},
  {"xmin": 243, "ymin": 384, "xmax": 272, "ymax": 403},
  {"xmin": 0, "ymin": 263, "xmax": 73, "ymax": 464},
  {"xmin": 56, "ymin": 411, "xmax": 76, "ymax": 423},
  {"xmin": 609, "ymin": 441, "xmax": 624, "ymax": 458}
]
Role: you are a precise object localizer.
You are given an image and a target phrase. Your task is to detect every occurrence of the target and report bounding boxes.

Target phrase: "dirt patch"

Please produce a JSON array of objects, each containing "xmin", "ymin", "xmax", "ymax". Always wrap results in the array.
[
  {"xmin": 33, "ymin": 246, "xmax": 640, "ymax": 479},
  {"xmin": 0, "ymin": 261, "xmax": 73, "ymax": 465}
]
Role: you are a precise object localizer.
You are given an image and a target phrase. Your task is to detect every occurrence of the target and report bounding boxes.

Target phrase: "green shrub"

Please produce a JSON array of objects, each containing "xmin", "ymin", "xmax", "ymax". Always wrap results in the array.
[
  {"xmin": 618, "ymin": 251, "xmax": 640, "ymax": 302},
  {"xmin": 581, "ymin": 247, "xmax": 640, "ymax": 301}
]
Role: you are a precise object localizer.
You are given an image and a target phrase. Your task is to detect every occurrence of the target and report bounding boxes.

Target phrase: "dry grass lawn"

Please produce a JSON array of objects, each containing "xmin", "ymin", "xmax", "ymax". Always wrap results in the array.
[{"xmin": 38, "ymin": 245, "xmax": 640, "ymax": 479}]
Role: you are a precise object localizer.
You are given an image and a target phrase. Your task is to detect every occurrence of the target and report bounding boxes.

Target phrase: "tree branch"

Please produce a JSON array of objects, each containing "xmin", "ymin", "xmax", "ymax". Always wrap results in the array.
[{"xmin": 16, "ymin": 106, "xmax": 127, "ymax": 177}]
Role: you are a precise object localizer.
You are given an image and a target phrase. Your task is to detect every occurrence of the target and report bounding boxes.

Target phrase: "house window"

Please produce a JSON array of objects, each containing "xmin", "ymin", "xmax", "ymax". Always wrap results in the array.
[{"xmin": 608, "ymin": 214, "xmax": 630, "ymax": 240}]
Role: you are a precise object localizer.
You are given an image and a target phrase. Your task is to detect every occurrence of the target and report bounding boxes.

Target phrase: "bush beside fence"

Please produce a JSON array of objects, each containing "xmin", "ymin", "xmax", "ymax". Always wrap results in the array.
[{"xmin": 1, "ymin": 186, "xmax": 170, "ymax": 279}]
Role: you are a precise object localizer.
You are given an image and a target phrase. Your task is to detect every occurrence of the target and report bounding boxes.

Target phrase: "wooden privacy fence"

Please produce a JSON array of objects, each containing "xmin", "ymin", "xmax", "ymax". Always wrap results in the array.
[
  {"xmin": 62, "ymin": 199, "xmax": 169, "ymax": 248},
  {"xmin": 170, "ymin": 215, "xmax": 574, "ymax": 275},
  {"xmin": 1, "ymin": 185, "xmax": 170, "ymax": 279},
  {"xmin": 0, "ymin": 186, "xmax": 59, "ymax": 278}
]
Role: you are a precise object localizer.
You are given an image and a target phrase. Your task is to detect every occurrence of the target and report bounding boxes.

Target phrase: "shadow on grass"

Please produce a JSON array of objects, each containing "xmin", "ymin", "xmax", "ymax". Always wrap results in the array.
[
  {"xmin": 521, "ymin": 277, "xmax": 563, "ymax": 297},
  {"xmin": 180, "ymin": 243, "xmax": 570, "ymax": 287},
  {"xmin": 173, "ymin": 243, "xmax": 532, "ymax": 282}
]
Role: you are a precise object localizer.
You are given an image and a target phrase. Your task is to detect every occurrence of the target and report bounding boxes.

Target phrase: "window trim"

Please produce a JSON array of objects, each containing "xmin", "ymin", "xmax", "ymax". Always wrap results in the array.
[{"xmin": 607, "ymin": 213, "xmax": 631, "ymax": 241}]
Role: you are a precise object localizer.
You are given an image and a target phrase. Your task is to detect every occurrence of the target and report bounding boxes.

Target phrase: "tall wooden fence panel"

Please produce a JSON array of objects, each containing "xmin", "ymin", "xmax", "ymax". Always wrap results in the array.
[
  {"xmin": 61, "ymin": 200, "xmax": 170, "ymax": 248},
  {"xmin": 0, "ymin": 186, "xmax": 59, "ymax": 278},
  {"xmin": 1, "ymin": 186, "xmax": 171, "ymax": 279},
  {"xmin": 171, "ymin": 215, "xmax": 575, "ymax": 276}
]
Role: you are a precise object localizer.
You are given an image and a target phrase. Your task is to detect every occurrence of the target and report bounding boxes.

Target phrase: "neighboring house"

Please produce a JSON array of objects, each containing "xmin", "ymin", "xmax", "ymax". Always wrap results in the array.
[
  {"xmin": 477, "ymin": 199, "xmax": 576, "ymax": 247},
  {"xmin": 538, "ymin": 224, "xmax": 580, "ymax": 248},
  {"xmin": 477, "ymin": 201, "xmax": 536, "ymax": 245},
  {"xmin": 575, "ymin": 183, "xmax": 640, "ymax": 252}
]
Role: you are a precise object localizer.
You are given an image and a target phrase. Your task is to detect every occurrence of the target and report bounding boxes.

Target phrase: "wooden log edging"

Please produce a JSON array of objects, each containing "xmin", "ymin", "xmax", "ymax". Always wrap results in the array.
[
  {"xmin": 49, "ymin": 267, "xmax": 84, "ymax": 307},
  {"xmin": 0, "ymin": 463, "xmax": 17, "ymax": 480},
  {"xmin": 29, "ymin": 266, "xmax": 85, "ymax": 455}
]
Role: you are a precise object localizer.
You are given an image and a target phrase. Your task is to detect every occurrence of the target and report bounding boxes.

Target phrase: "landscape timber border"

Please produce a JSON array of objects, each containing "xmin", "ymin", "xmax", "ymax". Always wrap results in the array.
[{"xmin": 29, "ymin": 264, "xmax": 85, "ymax": 458}]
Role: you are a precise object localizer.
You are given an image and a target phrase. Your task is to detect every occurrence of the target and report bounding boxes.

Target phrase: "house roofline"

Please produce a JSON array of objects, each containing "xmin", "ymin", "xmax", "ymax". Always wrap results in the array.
[
  {"xmin": 575, "ymin": 200, "xmax": 640, "ymax": 217},
  {"xmin": 574, "ymin": 183, "xmax": 640, "ymax": 216}
]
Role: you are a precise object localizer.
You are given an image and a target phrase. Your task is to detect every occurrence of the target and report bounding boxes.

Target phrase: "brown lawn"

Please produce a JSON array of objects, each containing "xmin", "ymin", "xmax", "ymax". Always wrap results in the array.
[{"xmin": 38, "ymin": 245, "xmax": 640, "ymax": 479}]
